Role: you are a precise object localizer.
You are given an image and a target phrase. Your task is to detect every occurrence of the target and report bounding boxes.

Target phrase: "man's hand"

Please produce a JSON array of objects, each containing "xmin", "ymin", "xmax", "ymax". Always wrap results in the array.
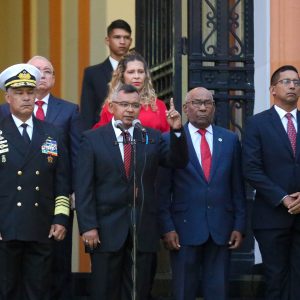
[
  {"xmin": 82, "ymin": 229, "xmax": 100, "ymax": 250},
  {"xmin": 0, "ymin": 232, "xmax": 2, "ymax": 240},
  {"xmin": 228, "ymin": 230, "xmax": 243, "ymax": 249},
  {"xmin": 166, "ymin": 98, "xmax": 182, "ymax": 130},
  {"xmin": 284, "ymin": 192, "xmax": 300, "ymax": 215},
  {"xmin": 48, "ymin": 224, "xmax": 67, "ymax": 241},
  {"xmin": 163, "ymin": 231, "xmax": 181, "ymax": 251}
]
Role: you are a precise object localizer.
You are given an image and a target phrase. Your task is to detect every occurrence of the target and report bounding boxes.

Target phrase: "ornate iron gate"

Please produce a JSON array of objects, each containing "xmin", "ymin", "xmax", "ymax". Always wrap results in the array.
[
  {"xmin": 136, "ymin": 0, "xmax": 254, "ymax": 133},
  {"xmin": 135, "ymin": 0, "xmax": 182, "ymax": 111},
  {"xmin": 188, "ymin": 0, "xmax": 254, "ymax": 136}
]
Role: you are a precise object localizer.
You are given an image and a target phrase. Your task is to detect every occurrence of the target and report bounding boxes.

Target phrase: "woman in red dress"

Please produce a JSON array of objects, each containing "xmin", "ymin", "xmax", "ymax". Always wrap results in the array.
[{"xmin": 93, "ymin": 51, "xmax": 170, "ymax": 132}]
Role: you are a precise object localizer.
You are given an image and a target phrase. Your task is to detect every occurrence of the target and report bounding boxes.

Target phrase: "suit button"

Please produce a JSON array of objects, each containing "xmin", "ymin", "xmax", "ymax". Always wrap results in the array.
[
  {"xmin": 35, "ymin": 171, "xmax": 40, "ymax": 175},
  {"xmin": 207, "ymin": 205, "xmax": 211, "ymax": 209},
  {"xmin": 35, "ymin": 186, "xmax": 40, "ymax": 191},
  {"xmin": 128, "ymin": 204, "xmax": 132, "ymax": 207},
  {"xmin": 34, "ymin": 203, "xmax": 39, "ymax": 207},
  {"xmin": 17, "ymin": 170, "xmax": 22, "ymax": 175},
  {"xmin": 17, "ymin": 202, "xmax": 22, "ymax": 207},
  {"xmin": 17, "ymin": 186, "xmax": 22, "ymax": 191}
]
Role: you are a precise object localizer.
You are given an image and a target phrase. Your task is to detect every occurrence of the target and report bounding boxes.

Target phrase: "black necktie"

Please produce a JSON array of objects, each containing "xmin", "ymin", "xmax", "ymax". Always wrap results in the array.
[{"xmin": 21, "ymin": 123, "xmax": 31, "ymax": 144}]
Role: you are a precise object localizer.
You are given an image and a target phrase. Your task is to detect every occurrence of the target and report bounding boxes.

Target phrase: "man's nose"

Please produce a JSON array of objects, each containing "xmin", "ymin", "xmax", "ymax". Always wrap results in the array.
[
  {"xmin": 289, "ymin": 81, "xmax": 296, "ymax": 88},
  {"xmin": 126, "ymin": 105, "xmax": 134, "ymax": 111}
]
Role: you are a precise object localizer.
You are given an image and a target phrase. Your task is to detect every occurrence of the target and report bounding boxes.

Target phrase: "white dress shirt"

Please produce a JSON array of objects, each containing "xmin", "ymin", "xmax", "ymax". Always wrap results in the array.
[
  {"xmin": 34, "ymin": 93, "xmax": 50, "ymax": 117},
  {"xmin": 274, "ymin": 105, "xmax": 298, "ymax": 133},
  {"xmin": 109, "ymin": 56, "xmax": 119, "ymax": 71},
  {"xmin": 111, "ymin": 117, "xmax": 134, "ymax": 161},
  {"xmin": 12, "ymin": 114, "xmax": 33, "ymax": 140}
]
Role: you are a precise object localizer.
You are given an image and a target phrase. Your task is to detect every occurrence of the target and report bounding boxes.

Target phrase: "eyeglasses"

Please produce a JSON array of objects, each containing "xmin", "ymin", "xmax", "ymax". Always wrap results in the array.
[
  {"xmin": 112, "ymin": 101, "xmax": 141, "ymax": 109},
  {"xmin": 275, "ymin": 79, "xmax": 300, "ymax": 87},
  {"xmin": 186, "ymin": 99, "xmax": 214, "ymax": 108}
]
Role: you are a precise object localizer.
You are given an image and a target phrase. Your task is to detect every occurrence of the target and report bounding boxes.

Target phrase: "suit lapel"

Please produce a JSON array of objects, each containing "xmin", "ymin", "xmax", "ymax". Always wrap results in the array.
[
  {"xmin": 45, "ymin": 95, "xmax": 60, "ymax": 123},
  {"xmin": 296, "ymin": 110, "xmax": 300, "ymax": 159},
  {"xmin": 1, "ymin": 115, "xmax": 30, "ymax": 160},
  {"xmin": 103, "ymin": 58, "xmax": 114, "ymax": 83},
  {"xmin": 129, "ymin": 128, "xmax": 145, "ymax": 181},
  {"xmin": 269, "ymin": 107, "xmax": 295, "ymax": 157},
  {"xmin": 184, "ymin": 124, "xmax": 203, "ymax": 178},
  {"xmin": 209, "ymin": 126, "xmax": 222, "ymax": 180},
  {"xmin": 1, "ymin": 116, "xmax": 45, "ymax": 168},
  {"xmin": 102, "ymin": 123, "xmax": 128, "ymax": 182},
  {"xmin": 21, "ymin": 118, "xmax": 45, "ymax": 168}
]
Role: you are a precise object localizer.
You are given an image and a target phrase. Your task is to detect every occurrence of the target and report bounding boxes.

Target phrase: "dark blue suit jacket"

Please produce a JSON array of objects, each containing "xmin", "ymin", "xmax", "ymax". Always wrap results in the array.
[
  {"xmin": 80, "ymin": 58, "xmax": 113, "ymax": 129},
  {"xmin": 243, "ymin": 106, "xmax": 300, "ymax": 229},
  {"xmin": 0, "ymin": 95, "xmax": 83, "ymax": 191},
  {"xmin": 75, "ymin": 123, "xmax": 188, "ymax": 252},
  {"xmin": 158, "ymin": 123, "xmax": 246, "ymax": 246}
]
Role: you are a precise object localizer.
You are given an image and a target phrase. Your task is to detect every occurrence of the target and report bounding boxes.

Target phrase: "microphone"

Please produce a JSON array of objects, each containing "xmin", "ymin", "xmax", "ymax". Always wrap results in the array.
[
  {"xmin": 114, "ymin": 120, "xmax": 126, "ymax": 133},
  {"xmin": 132, "ymin": 119, "xmax": 148, "ymax": 144},
  {"xmin": 132, "ymin": 119, "xmax": 147, "ymax": 133}
]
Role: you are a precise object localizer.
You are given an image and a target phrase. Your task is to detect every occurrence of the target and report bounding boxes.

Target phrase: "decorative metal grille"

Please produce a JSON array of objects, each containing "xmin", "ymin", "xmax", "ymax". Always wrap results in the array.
[
  {"xmin": 188, "ymin": 0, "xmax": 254, "ymax": 136},
  {"xmin": 135, "ymin": 0, "xmax": 182, "ymax": 110}
]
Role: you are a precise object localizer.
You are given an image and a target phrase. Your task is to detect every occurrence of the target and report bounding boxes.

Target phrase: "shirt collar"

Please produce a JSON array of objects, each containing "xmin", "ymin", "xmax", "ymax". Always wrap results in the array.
[
  {"xmin": 111, "ymin": 117, "xmax": 134, "ymax": 137},
  {"xmin": 188, "ymin": 122, "xmax": 213, "ymax": 135},
  {"xmin": 35, "ymin": 93, "xmax": 50, "ymax": 104},
  {"xmin": 109, "ymin": 56, "xmax": 119, "ymax": 71},
  {"xmin": 274, "ymin": 105, "xmax": 297, "ymax": 121},
  {"xmin": 11, "ymin": 114, "xmax": 33, "ymax": 128}
]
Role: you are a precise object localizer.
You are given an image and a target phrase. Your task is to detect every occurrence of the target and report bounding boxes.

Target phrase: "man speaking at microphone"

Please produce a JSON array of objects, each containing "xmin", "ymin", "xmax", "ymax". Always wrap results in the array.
[{"xmin": 75, "ymin": 84, "xmax": 188, "ymax": 300}]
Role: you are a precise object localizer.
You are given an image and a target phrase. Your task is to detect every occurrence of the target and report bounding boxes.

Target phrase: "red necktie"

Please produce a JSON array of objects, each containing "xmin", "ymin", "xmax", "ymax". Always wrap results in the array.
[
  {"xmin": 198, "ymin": 129, "xmax": 211, "ymax": 181},
  {"xmin": 286, "ymin": 113, "xmax": 297, "ymax": 156},
  {"xmin": 36, "ymin": 100, "xmax": 45, "ymax": 121},
  {"xmin": 123, "ymin": 131, "xmax": 131, "ymax": 178}
]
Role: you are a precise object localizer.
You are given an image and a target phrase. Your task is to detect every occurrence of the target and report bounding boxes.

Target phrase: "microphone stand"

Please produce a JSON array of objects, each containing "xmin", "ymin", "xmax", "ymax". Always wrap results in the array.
[
  {"xmin": 130, "ymin": 134, "xmax": 137, "ymax": 300},
  {"xmin": 115, "ymin": 125, "xmax": 148, "ymax": 300},
  {"xmin": 129, "ymin": 130, "xmax": 147, "ymax": 300}
]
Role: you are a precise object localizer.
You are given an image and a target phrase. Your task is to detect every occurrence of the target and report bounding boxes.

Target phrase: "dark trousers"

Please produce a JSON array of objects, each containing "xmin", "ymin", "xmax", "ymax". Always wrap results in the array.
[
  {"xmin": 170, "ymin": 238, "xmax": 230, "ymax": 300},
  {"xmin": 51, "ymin": 211, "xmax": 73, "ymax": 300},
  {"xmin": 254, "ymin": 227, "xmax": 300, "ymax": 300},
  {"xmin": 89, "ymin": 233, "xmax": 155, "ymax": 300},
  {"xmin": 0, "ymin": 240, "xmax": 53, "ymax": 300}
]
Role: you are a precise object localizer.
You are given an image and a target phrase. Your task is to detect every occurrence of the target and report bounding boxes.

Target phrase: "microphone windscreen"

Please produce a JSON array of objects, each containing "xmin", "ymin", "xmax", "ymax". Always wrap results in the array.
[
  {"xmin": 132, "ymin": 119, "xmax": 142, "ymax": 126},
  {"xmin": 114, "ymin": 120, "xmax": 123, "ymax": 127}
]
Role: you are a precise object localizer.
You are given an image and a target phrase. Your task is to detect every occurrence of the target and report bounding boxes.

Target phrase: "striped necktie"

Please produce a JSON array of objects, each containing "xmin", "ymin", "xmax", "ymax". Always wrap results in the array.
[
  {"xmin": 286, "ymin": 113, "xmax": 297, "ymax": 156},
  {"xmin": 123, "ymin": 131, "xmax": 131, "ymax": 178}
]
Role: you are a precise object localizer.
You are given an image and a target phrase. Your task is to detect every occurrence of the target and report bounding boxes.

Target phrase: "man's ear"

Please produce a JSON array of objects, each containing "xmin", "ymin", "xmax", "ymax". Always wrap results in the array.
[
  {"xmin": 105, "ymin": 36, "xmax": 109, "ymax": 47},
  {"xmin": 108, "ymin": 101, "xmax": 114, "ymax": 113},
  {"xmin": 4, "ymin": 92, "xmax": 10, "ymax": 104},
  {"xmin": 270, "ymin": 85, "xmax": 276, "ymax": 96}
]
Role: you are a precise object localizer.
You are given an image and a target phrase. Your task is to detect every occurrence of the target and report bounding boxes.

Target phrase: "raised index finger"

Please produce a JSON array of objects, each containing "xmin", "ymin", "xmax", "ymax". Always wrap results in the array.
[{"xmin": 169, "ymin": 97, "xmax": 175, "ymax": 110}]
